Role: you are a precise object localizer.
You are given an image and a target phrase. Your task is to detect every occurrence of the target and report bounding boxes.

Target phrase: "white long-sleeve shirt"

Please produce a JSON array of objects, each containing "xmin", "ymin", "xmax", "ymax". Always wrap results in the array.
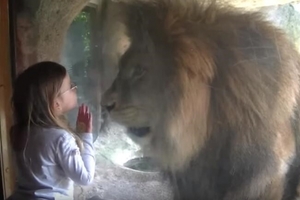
[{"xmin": 8, "ymin": 126, "xmax": 95, "ymax": 200}]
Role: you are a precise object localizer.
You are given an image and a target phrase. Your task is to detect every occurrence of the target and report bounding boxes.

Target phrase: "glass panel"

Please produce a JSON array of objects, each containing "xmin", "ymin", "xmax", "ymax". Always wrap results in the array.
[{"xmin": 11, "ymin": 0, "xmax": 300, "ymax": 200}]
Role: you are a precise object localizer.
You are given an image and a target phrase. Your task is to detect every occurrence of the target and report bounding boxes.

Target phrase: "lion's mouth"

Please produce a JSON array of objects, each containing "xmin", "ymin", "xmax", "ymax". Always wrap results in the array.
[{"xmin": 128, "ymin": 127, "xmax": 150, "ymax": 137}]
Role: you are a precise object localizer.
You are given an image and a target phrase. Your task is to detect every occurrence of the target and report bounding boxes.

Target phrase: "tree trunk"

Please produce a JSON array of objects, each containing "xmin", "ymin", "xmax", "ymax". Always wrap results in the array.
[{"xmin": 15, "ymin": 0, "xmax": 90, "ymax": 74}]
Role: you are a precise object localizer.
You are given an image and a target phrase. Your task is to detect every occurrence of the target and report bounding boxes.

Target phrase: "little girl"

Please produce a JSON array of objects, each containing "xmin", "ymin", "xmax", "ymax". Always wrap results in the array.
[{"xmin": 7, "ymin": 61, "xmax": 95, "ymax": 200}]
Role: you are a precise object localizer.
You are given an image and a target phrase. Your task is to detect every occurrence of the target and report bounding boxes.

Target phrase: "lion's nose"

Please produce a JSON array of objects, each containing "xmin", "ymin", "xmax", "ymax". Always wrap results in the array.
[
  {"xmin": 105, "ymin": 102, "xmax": 116, "ymax": 112},
  {"xmin": 101, "ymin": 100, "xmax": 116, "ymax": 113}
]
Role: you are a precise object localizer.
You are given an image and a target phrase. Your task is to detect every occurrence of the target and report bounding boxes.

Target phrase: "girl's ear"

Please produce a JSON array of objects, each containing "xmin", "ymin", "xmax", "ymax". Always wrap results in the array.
[{"xmin": 53, "ymin": 97, "xmax": 62, "ymax": 113}]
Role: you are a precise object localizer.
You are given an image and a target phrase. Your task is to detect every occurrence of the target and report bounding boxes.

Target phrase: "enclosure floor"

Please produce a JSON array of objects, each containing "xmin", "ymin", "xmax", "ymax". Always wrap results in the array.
[{"xmin": 74, "ymin": 154, "xmax": 172, "ymax": 200}]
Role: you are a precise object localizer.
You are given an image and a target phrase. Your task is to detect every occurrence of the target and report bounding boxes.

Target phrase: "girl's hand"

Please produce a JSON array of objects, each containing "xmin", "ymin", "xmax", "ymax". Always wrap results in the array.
[{"xmin": 76, "ymin": 104, "xmax": 93, "ymax": 133}]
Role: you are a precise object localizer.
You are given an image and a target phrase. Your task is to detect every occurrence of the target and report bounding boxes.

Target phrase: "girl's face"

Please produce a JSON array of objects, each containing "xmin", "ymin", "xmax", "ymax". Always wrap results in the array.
[{"xmin": 53, "ymin": 73, "xmax": 78, "ymax": 115}]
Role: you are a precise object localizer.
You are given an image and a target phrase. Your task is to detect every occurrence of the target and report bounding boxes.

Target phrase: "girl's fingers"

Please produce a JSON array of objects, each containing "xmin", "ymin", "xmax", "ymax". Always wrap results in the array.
[
  {"xmin": 89, "ymin": 113, "xmax": 92, "ymax": 122},
  {"xmin": 77, "ymin": 104, "xmax": 92, "ymax": 125},
  {"xmin": 88, "ymin": 113, "xmax": 92, "ymax": 132},
  {"xmin": 86, "ymin": 105, "xmax": 89, "ymax": 116},
  {"xmin": 89, "ymin": 113, "xmax": 93, "ymax": 126},
  {"xmin": 81, "ymin": 104, "xmax": 85, "ymax": 115},
  {"xmin": 81, "ymin": 104, "xmax": 85, "ymax": 113},
  {"xmin": 84, "ymin": 104, "xmax": 88, "ymax": 114},
  {"xmin": 77, "ymin": 104, "xmax": 85, "ymax": 122},
  {"xmin": 77, "ymin": 111, "xmax": 92, "ymax": 133}
]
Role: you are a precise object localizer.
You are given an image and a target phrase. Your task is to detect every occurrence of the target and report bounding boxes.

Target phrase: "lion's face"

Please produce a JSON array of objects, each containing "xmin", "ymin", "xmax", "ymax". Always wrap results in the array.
[
  {"xmin": 101, "ymin": 42, "xmax": 178, "ymax": 148},
  {"xmin": 101, "ymin": 35, "xmax": 211, "ymax": 169}
]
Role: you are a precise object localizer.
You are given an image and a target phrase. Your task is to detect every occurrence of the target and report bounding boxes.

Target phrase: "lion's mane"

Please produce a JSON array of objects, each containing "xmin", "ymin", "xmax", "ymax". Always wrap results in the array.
[{"xmin": 102, "ymin": 0, "xmax": 300, "ymax": 199}]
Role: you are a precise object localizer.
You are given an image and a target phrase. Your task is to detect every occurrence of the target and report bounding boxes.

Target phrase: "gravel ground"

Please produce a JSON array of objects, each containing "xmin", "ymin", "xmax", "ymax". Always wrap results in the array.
[{"xmin": 74, "ymin": 155, "xmax": 173, "ymax": 200}]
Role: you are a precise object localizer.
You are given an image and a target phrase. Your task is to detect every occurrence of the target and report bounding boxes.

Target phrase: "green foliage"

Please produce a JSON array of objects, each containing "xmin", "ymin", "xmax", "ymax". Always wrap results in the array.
[{"xmin": 73, "ymin": 11, "xmax": 91, "ymax": 70}]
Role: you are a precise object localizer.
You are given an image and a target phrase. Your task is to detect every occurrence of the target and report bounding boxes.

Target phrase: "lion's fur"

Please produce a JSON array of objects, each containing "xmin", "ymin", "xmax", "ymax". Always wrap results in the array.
[{"xmin": 101, "ymin": 0, "xmax": 300, "ymax": 199}]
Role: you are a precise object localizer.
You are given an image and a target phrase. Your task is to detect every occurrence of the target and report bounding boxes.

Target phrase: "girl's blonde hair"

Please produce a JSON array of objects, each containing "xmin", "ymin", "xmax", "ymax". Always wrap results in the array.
[{"xmin": 10, "ymin": 61, "xmax": 83, "ymax": 151}]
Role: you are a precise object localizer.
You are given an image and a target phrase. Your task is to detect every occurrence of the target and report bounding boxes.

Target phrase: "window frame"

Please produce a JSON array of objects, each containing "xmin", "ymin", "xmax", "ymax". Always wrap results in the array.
[{"xmin": 0, "ymin": 0, "xmax": 15, "ymax": 197}]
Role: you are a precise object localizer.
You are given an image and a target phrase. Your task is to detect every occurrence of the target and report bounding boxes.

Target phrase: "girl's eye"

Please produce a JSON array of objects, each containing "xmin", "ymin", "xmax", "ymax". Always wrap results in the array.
[{"xmin": 133, "ymin": 65, "xmax": 146, "ymax": 78}]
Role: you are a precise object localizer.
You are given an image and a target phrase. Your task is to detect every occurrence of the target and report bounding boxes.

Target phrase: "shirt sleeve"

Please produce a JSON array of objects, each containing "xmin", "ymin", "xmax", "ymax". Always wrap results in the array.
[{"xmin": 56, "ymin": 132, "xmax": 95, "ymax": 186}]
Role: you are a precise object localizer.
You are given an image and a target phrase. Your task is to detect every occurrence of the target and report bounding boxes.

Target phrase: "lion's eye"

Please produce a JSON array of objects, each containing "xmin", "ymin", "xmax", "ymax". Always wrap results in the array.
[{"xmin": 133, "ymin": 65, "xmax": 146, "ymax": 79}]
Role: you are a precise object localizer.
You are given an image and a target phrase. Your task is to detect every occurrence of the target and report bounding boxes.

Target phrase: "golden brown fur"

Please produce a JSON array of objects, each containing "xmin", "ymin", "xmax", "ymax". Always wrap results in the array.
[{"xmin": 101, "ymin": 0, "xmax": 300, "ymax": 199}]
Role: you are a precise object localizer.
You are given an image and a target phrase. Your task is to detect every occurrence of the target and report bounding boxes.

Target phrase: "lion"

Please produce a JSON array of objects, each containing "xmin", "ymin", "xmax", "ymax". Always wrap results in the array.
[{"xmin": 101, "ymin": 0, "xmax": 300, "ymax": 199}]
